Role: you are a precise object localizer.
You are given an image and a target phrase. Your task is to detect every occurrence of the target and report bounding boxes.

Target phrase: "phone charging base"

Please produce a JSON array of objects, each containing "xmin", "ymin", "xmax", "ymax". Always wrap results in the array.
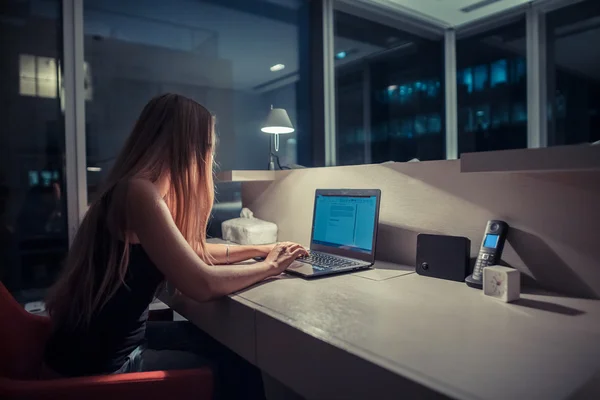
[{"xmin": 465, "ymin": 274, "xmax": 483, "ymax": 289}]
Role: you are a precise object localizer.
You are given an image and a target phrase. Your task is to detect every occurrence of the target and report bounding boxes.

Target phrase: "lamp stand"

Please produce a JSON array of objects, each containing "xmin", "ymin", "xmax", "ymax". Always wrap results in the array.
[{"xmin": 268, "ymin": 135, "xmax": 275, "ymax": 170}]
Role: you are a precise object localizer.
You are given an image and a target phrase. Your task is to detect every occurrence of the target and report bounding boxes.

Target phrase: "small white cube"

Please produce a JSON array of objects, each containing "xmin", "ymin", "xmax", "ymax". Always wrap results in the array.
[{"xmin": 483, "ymin": 266, "xmax": 520, "ymax": 303}]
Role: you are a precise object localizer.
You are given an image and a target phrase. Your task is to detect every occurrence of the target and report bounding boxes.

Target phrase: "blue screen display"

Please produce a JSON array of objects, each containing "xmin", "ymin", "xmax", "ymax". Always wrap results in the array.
[
  {"xmin": 312, "ymin": 195, "xmax": 377, "ymax": 253},
  {"xmin": 484, "ymin": 234, "xmax": 499, "ymax": 248}
]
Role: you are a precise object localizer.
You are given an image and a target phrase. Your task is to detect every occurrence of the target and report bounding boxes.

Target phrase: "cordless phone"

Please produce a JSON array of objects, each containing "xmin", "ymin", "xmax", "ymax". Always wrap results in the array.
[{"xmin": 465, "ymin": 220, "xmax": 509, "ymax": 289}]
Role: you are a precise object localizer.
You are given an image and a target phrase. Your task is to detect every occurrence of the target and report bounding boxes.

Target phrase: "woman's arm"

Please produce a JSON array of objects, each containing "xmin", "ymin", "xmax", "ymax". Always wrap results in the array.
[
  {"xmin": 125, "ymin": 179, "xmax": 306, "ymax": 302},
  {"xmin": 205, "ymin": 243, "xmax": 272, "ymax": 265}
]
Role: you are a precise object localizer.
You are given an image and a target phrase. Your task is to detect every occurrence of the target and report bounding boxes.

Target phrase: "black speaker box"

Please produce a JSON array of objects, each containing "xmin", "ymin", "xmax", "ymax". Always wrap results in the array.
[{"xmin": 416, "ymin": 234, "xmax": 471, "ymax": 282}]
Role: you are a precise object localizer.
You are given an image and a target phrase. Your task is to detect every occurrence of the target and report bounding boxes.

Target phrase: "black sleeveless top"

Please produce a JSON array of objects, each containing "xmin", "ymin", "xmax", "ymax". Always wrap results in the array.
[{"xmin": 44, "ymin": 243, "xmax": 164, "ymax": 376}]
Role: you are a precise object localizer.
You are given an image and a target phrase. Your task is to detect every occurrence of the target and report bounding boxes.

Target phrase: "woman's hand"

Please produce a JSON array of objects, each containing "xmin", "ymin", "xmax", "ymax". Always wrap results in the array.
[
  {"xmin": 264, "ymin": 242, "xmax": 308, "ymax": 275},
  {"xmin": 258, "ymin": 242, "xmax": 303, "ymax": 257}
]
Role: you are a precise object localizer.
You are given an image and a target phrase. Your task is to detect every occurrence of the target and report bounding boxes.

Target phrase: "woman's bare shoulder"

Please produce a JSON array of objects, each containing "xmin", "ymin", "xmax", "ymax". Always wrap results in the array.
[
  {"xmin": 108, "ymin": 178, "xmax": 163, "ymax": 231},
  {"xmin": 114, "ymin": 178, "xmax": 161, "ymax": 204}
]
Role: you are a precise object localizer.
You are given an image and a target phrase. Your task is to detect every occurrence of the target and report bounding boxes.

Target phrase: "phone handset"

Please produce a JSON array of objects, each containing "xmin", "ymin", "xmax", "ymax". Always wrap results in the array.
[{"xmin": 465, "ymin": 220, "xmax": 509, "ymax": 289}]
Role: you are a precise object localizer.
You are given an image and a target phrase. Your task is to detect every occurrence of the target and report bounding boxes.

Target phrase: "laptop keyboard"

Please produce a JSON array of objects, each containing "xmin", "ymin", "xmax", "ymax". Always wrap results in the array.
[{"xmin": 299, "ymin": 251, "xmax": 362, "ymax": 270}]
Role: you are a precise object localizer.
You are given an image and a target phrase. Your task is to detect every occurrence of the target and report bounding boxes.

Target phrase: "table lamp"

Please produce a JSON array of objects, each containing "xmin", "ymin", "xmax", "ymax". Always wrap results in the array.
[{"xmin": 261, "ymin": 105, "xmax": 294, "ymax": 170}]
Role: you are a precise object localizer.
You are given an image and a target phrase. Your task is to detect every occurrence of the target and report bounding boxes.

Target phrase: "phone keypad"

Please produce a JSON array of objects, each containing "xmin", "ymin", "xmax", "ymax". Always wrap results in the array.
[{"xmin": 473, "ymin": 253, "xmax": 495, "ymax": 280}]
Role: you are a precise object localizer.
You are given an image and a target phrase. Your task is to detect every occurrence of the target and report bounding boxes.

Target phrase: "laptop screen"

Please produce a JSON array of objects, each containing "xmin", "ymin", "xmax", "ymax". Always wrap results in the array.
[{"xmin": 312, "ymin": 194, "xmax": 378, "ymax": 254}]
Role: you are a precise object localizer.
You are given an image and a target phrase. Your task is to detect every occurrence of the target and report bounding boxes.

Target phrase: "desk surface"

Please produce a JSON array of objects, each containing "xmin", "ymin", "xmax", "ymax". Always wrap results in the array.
[{"xmin": 165, "ymin": 258, "xmax": 600, "ymax": 400}]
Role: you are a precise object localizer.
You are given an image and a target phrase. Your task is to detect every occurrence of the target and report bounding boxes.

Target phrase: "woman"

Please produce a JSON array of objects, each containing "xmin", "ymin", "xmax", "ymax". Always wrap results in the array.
[{"xmin": 44, "ymin": 94, "xmax": 307, "ymax": 398}]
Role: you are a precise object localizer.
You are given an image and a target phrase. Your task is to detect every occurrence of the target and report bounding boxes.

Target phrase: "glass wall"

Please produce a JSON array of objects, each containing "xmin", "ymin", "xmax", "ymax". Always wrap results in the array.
[
  {"xmin": 456, "ymin": 18, "xmax": 527, "ymax": 155},
  {"xmin": 334, "ymin": 11, "xmax": 445, "ymax": 166},
  {"xmin": 83, "ymin": 0, "xmax": 310, "ymax": 201},
  {"xmin": 0, "ymin": 0, "xmax": 68, "ymax": 300},
  {"xmin": 546, "ymin": 0, "xmax": 600, "ymax": 146}
]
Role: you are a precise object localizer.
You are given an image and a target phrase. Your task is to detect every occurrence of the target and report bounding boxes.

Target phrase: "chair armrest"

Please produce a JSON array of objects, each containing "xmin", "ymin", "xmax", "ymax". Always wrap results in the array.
[{"xmin": 0, "ymin": 368, "xmax": 213, "ymax": 400}]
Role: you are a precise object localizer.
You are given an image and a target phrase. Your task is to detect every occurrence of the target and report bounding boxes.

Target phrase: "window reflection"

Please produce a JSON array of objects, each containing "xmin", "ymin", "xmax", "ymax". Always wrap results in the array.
[
  {"xmin": 84, "ymin": 0, "xmax": 310, "ymax": 200},
  {"xmin": 457, "ymin": 18, "xmax": 527, "ymax": 154},
  {"xmin": 547, "ymin": 0, "xmax": 600, "ymax": 146},
  {"xmin": 1, "ymin": 0, "xmax": 68, "ymax": 301},
  {"xmin": 19, "ymin": 54, "xmax": 58, "ymax": 98},
  {"xmin": 490, "ymin": 59, "xmax": 508, "ymax": 88},
  {"xmin": 473, "ymin": 65, "xmax": 488, "ymax": 92},
  {"xmin": 334, "ymin": 11, "xmax": 445, "ymax": 165},
  {"xmin": 458, "ymin": 68, "xmax": 474, "ymax": 94}
]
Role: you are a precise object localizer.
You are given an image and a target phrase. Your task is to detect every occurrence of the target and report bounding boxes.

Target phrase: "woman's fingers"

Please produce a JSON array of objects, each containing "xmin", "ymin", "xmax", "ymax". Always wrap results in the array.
[{"xmin": 290, "ymin": 248, "xmax": 306, "ymax": 259}]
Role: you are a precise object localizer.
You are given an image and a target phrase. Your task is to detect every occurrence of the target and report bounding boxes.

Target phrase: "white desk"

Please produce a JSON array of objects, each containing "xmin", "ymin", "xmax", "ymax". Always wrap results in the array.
[{"xmin": 163, "ymin": 260, "xmax": 600, "ymax": 400}]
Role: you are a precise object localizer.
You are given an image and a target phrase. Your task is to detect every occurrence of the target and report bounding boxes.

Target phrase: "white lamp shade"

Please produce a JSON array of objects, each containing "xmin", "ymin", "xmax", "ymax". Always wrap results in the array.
[{"xmin": 261, "ymin": 108, "xmax": 295, "ymax": 134}]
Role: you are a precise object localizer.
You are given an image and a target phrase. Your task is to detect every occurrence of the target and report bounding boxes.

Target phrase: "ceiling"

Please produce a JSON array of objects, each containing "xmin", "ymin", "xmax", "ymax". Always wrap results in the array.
[{"xmin": 366, "ymin": 0, "xmax": 534, "ymax": 27}]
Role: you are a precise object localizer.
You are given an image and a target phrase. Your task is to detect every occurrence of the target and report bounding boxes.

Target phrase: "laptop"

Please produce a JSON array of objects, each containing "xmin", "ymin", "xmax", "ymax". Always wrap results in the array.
[{"xmin": 286, "ymin": 189, "xmax": 381, "ymax": 278}]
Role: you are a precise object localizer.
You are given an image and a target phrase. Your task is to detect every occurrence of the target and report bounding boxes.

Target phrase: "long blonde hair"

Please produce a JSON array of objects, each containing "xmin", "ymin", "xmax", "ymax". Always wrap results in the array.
[{"xmin": 47, "ymin": 93, "xmax": 215, "ymax": 328}]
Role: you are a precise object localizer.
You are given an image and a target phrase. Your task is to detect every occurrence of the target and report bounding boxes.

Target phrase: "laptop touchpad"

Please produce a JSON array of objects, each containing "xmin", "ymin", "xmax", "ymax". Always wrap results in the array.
[{"xmin": 287, "ymin": 261, "xmax": 319, "ymax": 275}]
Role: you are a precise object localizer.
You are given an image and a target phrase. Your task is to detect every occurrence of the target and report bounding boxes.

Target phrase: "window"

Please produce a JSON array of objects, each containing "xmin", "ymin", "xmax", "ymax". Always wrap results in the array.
[
  {"xmin": 546, "ymin": 0, "xmax": 600, "ymax": 146},
  {"xmin": 473, "ymin": 65, "xmax": 489, "ymax": 92},
  {"xmin": 19, "ymin": 54, "xmax": 91, "ymax": 108},
  {"xmin": 458, "ymin": 68, "xmax": 474, "ymax": 94},
  {"xmin": 19, "ymin": 55, "xmax": 58, "ymax": 98},
  {"xmin": 0, "ymin": 0, "xmax": 68, "ymax": 300},
  {"xmin": 457, "ymin": 18, "xmax": 527, "ymax": 154},
  {"xmin": 334, "ymin": 11, "xmax": 445, "ymax": 165},
  {"xmin": 490, "ymin": 59, "xmax": 508, "ymax": 88},
  {"xmin": 83, "ymin": 0, "xmax": 310, "ymax": 200}
]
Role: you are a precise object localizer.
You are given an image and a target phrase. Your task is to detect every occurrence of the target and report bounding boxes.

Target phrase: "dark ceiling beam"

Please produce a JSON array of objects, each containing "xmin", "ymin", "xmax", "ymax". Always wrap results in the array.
[
  {"xmin": 334, "ymin": 10, "xmax": 429, "ymax": 49},
  {"xmin": 462, "ymin": 17, "xmax": 526, "ymax": 44}
]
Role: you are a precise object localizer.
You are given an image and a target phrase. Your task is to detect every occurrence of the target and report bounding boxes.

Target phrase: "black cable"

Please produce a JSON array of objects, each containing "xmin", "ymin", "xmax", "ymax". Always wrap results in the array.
[{"xmin": 270, "ymin": 153, "xmax": 291, "ymax": 170}]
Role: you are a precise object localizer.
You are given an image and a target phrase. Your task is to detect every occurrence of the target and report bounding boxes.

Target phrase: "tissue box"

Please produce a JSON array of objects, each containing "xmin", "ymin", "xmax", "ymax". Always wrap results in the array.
[{"xmin": 222, "ymin": 208, "xmax": 278, "ymax": 245}]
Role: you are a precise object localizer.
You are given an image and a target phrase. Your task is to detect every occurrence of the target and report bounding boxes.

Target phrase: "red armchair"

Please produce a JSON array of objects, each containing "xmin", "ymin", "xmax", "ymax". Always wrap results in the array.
[{"xmin": 0, "ymin": 282, "xmax": 213, "ymax": 400}]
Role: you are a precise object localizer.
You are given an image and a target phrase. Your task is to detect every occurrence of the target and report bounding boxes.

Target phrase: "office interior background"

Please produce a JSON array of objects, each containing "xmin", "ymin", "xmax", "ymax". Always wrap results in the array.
[{"xmin": 1, "ymin": 0, "xmax": 599, "ymax": 301}]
